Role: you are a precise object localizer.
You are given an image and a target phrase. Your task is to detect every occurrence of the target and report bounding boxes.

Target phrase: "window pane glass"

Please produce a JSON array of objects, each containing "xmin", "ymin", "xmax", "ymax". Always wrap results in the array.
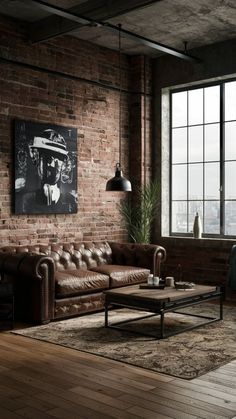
[
  {"xmin": 225, "ymin": 161, "xmax": 236, "ymax": 199},
  {"xmin": 225, "ymin": 201, "xmax": 236, "ymax": 235},
  {"xmin": 225, "ymin": 121, "xmax": 236, "ymax": 160},
  {"xmin": 204, "ymin": 201, "xmax": 220, "ymax": 234},
  {"xmin": 205, "ymin": 124, "xmax": 220, "ymax": 162},
  {"xmin": 189, "ymin": 126, "xmax": 203, "ymax": 162},
  {"xmin": 188, "ymin": 88, "xmax": 203, "ymax": 125},
  {"xmin": 172, "ymin": 165, "xmax": 187, "ymax": 200},
  {"xmin": 172, "ymin": 128, "xmax": 187, "ymax": 163},
  {"xmin": 189, "ymin": 163, "xmax": 203, "ymax": 199},
  {"xmin": 172, "ymin": 201, "xmax": 187, "ymax": 233},
  {"xmin": 172, "ymin": 92, "xmax": 187, "ymax": 127},
  {"xmin": 188, "ymin": 202, "xmax": 203, "ymax": 233},
  {"xmin": 170, "ymin": 83, "xmax": 223, "ymax": 237},
  {"xmin": 204, "ymin": 85, "xmax": 220, "ymax": 123},
  {"xmin": 204, "ymin": 163, "xmax": 220, "ymax": 199},
  {"xmin": 225, "ymin": 81, "xmax": 236, "ymax": 121}
]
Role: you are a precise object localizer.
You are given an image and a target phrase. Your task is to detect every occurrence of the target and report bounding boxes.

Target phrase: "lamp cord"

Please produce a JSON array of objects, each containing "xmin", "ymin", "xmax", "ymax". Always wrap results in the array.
[
  {"xmin": 118, "ymin": 23, "xmax": 122, "ymax": 167},
  {"xmin": 143, "ymin": 55, "xmax": 147, "ymax": 187}
]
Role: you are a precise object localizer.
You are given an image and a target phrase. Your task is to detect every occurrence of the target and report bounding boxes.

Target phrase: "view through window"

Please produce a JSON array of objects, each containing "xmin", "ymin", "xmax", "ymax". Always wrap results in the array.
[{"xmin": 170, "ymin": 80, "xmax": 236, "ymax": 237}]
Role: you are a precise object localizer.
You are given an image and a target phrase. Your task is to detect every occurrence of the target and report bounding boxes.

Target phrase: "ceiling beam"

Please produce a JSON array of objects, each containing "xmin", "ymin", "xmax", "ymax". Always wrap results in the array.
[
  {"xmin": 104, "ymin": 22, "xmax": 198, "ymax": 62},
  {"xmin": 28, "ymin": 0, "xmax": 164, "ymax": 43},
  {"xmin": 23, "ymin": 0, "xmax": 199, "ymax": 62}
]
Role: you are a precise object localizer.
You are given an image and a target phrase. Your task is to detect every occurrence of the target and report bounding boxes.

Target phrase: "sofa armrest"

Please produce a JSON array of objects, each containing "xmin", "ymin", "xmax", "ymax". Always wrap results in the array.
[
  {"xmin": 108, "ymin": 242, "xmax": 166, "ymax": 275},
  {"xmin": 0, "ymin": 252, "xmax": 55, "ymax": 324}
]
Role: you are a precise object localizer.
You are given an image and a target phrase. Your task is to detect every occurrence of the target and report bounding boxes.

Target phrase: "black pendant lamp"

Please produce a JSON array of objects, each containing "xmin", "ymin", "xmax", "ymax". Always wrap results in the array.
[
  {"xmin": 106, "ymin": 162, "xmax": 132, "ymax": 191},
  {"xmin": 106, "ymin": 24, "xmax": 132, "ymax": 192}
]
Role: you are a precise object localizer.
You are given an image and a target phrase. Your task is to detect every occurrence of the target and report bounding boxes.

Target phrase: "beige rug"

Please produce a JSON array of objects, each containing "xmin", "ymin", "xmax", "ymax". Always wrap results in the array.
[{"xmin": 12, "ymin": 303, "xmax": 236, "ymax": 380}]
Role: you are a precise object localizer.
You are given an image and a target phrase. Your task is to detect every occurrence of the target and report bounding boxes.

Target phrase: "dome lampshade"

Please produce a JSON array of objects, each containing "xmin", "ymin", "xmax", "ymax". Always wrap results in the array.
[{"xmin": 106, "ymin": 163, "xmax": 132, "ymax": 192}]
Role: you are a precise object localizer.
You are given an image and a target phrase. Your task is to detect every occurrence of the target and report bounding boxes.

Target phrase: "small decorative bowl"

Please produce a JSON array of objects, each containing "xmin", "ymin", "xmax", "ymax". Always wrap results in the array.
[{"xmin": 175, "ymin": 281, "xmax": 195, "ymax": 290}]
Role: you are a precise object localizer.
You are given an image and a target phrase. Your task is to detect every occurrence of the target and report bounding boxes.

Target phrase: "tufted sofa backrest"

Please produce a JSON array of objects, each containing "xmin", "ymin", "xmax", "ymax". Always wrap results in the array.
[
  {"xmin": 0, "ymin": 241, "xmax": 113, "ymax": 271},
  {"xmin": 109, "ymin": 242, "xmax": 166, "ymax": 269}
]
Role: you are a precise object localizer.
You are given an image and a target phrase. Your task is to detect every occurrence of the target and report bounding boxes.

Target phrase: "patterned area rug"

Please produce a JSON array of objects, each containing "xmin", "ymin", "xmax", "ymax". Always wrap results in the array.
[{"xmin": 12, "ymin": 303, "xmax": 236, "ymax": 380}]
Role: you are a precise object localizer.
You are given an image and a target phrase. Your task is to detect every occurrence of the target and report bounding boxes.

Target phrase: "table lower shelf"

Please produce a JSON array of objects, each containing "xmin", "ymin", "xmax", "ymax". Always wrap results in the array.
[{"xmin": 104, "ymin": 291, "xmax": 223, "ymax": 339}]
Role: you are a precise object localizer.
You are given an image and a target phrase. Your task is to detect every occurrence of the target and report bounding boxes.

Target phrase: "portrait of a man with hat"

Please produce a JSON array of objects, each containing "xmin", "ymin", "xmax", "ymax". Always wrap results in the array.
[{"xmin": 14, "ymin": 120, "xmax": 77, "ymax": 214}]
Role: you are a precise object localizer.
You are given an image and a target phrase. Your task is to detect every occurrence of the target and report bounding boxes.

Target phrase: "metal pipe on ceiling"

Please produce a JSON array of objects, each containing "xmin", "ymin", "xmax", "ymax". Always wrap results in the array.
[{"xmin": 21, "ymin": 0, "xmax": 200, "ymax": 62}]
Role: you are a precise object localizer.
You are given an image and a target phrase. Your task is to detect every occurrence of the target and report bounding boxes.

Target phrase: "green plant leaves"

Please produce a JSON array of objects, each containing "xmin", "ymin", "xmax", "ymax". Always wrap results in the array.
[{"xmin": 118, "ymin": 180, "xmax": 159, "ymax": 243}]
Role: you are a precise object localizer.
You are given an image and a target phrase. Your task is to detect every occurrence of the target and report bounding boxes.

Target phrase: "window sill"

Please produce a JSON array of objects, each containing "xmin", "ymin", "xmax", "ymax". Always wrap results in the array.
[{"xmin": 159, "ymin": 235, "xmax": 236, "ymax": 249}]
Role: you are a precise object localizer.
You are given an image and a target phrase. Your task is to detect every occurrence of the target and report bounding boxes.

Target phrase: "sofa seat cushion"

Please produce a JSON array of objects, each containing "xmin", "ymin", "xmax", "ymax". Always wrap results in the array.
[
  {"xmin": 90, "ymin": 264, "xmax": 150, "ymax": 288},
  {"xmin": 55, "ymin": 269, "xmax": 109, "ymax": 298}
]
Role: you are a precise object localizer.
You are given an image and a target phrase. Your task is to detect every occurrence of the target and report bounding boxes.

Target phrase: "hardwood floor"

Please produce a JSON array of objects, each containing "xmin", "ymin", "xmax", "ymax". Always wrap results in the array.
[{"xmin": 0, "ymin": 330, "xmax": 236, "ymax": 419}]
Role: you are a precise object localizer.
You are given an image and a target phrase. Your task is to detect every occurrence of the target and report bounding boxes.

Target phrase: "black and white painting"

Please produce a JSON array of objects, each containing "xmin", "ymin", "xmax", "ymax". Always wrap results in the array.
[{"xmin": 14, "ymin": 120, "xmax": 77, "ymax": 214}]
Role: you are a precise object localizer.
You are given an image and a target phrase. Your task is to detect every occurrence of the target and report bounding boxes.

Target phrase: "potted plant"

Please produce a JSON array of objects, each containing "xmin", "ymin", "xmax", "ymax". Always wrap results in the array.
[{"xmin": 118, "ymin": 179, "xmax": 159, "ymax": 243}]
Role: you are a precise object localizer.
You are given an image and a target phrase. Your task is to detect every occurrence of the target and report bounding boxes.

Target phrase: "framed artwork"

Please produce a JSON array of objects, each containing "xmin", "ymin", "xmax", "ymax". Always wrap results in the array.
[{"xmin": 14, "ymin": 119, "xmax": 77, "ymax": 214}]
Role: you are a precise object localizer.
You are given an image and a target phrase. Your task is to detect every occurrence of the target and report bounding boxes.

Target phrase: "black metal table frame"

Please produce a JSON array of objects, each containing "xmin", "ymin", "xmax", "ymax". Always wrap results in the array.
[{"xmin": 104, "ymin": 288, "xmax": 223, "ymax": 339}]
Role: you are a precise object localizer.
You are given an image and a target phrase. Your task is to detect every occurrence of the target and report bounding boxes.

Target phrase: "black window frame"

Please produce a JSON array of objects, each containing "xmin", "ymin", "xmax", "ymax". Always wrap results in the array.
[{"xmin": 169, "ymin": 77, "xmax": 236, "ymax": 239}]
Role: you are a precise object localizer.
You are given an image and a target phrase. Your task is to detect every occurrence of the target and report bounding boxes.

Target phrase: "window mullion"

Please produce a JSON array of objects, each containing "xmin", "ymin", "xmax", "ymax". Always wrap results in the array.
[
  {"xmin": 220, "ymin": 83, "xmax": 225, "ymax": 235},
  {"xmin": 187, "ymin": 91, "xmax": 189, "ymax": 232},
  {"xmin": 169, "ymin": 92, "xmax": 172, "ymax": 236},
  {"xmin": 203, "ymin": 88, "xmax": 205, "ymax": 234}
]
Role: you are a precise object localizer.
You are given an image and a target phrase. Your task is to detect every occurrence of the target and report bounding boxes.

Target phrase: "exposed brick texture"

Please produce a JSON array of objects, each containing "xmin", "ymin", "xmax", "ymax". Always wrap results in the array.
[
  {"xmin": 0, "ymin": 16, "xmax": 151, "ymax": 245},
  {"xmin": 129, "ymin": 55, "xmax": 153, "ymax": 192},
  {"xmin": 160, "ymin": 237, "xmax": 232, "ymax": 288},
  {"xmin": 1, "ymin": 14, "xmax": 233, "ymax": 292}
]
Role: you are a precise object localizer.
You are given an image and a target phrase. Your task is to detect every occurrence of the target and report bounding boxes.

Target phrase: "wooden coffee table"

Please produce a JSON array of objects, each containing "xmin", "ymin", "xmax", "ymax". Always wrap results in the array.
[{"xmin": 104, "ymin": 284, "xmax": 223, "ymax": 339}]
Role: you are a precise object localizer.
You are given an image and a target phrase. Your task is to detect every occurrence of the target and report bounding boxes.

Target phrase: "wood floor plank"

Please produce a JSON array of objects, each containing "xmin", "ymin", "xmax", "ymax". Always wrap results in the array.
[
  {"xmin": 0, "ymin": 396, "xmax": 26, "ymax": 412},
  {"xmin": 0, "ymin": 374, "xmax": 42, "ymax": 396},
  {"xmin": 116, "ymin": 375, "xmax": 236, "ymax": 417},
  {"xmin": 184, "ymin": 376, "xmax": 236, "ymax": 397},
  {"xmin": 127, "ymin": 405, "xmax": 173, "ymax": 419},
  {"xmin": 0, "ymin": 407, "xmax": 25, "ymax": 419},
  {"xmin": 51, "ymin": 359, "xmax": 159, "ymax": 393},
  {"xmin": 15, "ymin": 394, "xmax": 56, "ymax": 412},
  {"xmin": 46, "ymin": 406, "xmax": 96, "ymax": 419},
  {"xmin": 0, "ymin": 383, "xmax": 23, "ymax": 398},
  {"xmin": 204, "ymin": 371, "xmax": 236, "ymax": 383},
  {"xmin": 119, "ymin": 393, "xmax": 204, "ymax": 419},
  {"xmin": 118, "ymin": 394, "xmax": 226, "ymax": 419},
  {"xmin": 32, "ymin": 391, "xmax": 116, "ymax": 419},
  {"xmin": 171, "ymin": 378, "xmax": 236, "ymax": 402},
  {"xmin": 0, "ymin": 331, "xmax": 236, "ymax": 419},
  {"xmin": 120, "ymin": 382, "xmax": 235, "ymax": 418},
  {"xmin": 199, "ymin": 374, "xmax": 236, "ymax": 388},
  {"xmin": 70, "ymin": 384, "xmax": 133, "ymax": 410},
  {"xmin": 1, "ymin": 368, "xmax": 71, "ymax": 396},
  {"xmin": 26, "ymin": 360, "xmax": 126, "ymax": 398},
  {"xmin": 35, "ymin": 389, "xmax": 140, "ymax": 419},
  {"xmin": 106, "ymin": 366, "xmax": 174, "ymax": 384},
  {"xmin": 119, "ymin": 391, "xmax": 230, "ymax": 419},
  {"xmin": 2, "ymin": 332, "xmax": 118, "ymax": 370},
  {"xmin": 151, "ymin": 381, "xmax": 236, "ymax": 412},
  {"xmin": 15, "ymin": 406, "xmax": 56, "ymax": 419}
]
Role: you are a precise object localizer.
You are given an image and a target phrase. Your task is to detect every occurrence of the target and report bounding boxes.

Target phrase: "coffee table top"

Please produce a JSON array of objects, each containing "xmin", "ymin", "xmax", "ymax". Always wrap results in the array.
[{"xmin": 104, "ymin": 284, "xmax": 219, "ymax": 303}]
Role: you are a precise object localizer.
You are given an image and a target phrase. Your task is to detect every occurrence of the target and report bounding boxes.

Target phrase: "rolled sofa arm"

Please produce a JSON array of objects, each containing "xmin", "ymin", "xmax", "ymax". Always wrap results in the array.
[
  {"xmin": 0, "ymin": 252, "xmax": 55, "ymax": 324},
  {"xmin": 108, "ymin": 242, "xmax": 166, "ymax": 275}
]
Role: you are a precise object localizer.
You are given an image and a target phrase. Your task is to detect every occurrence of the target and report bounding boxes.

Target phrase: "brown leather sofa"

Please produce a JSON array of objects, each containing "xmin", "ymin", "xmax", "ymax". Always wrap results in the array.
[{"xmin": 0, "ymin": 241, "xmax": 166, "ymax": 324}]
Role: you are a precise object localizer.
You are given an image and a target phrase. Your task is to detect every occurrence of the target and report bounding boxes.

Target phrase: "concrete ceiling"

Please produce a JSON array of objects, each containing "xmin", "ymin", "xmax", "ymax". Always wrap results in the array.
[{"xmin": 0, "ymin": 0, "xmax": 236, "ymax": 59}]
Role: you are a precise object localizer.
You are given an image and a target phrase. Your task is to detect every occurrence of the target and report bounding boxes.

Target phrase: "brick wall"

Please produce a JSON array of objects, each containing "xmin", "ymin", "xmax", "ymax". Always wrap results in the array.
[
  {"xmin": 160, "ymin": 237, "xmax": 232, "ymax": 288},
  {"xmin": 0, "ymin": 15, "xmax": 234, "ymax": 291},
  {"xmin": 0, "ymin": 15, "xmax": 145, "ymax": 245},
  {"xmin": 129, "ymin": 56, "xmax": 153, "ymax": 190}
]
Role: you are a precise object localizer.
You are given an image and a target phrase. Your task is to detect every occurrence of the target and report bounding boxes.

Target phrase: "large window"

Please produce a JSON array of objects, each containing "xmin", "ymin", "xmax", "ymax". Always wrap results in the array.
[{"xmin": 170, "ymin": 80, "xmax": 236, "ymax": 237}]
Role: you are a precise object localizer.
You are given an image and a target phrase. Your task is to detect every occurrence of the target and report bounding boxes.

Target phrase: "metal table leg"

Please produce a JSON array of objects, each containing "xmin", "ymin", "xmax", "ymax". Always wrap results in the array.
[
  {"xmin": 220, "ymin": 292, "xmax": 223, "ymax": 320},
  {"xmin": 160, "ymin": 309, "xmax": 165, "ymax": 339},
  {"xmin": 104, "ymin": 303, "xmax": 109, "ymax": 327}
]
